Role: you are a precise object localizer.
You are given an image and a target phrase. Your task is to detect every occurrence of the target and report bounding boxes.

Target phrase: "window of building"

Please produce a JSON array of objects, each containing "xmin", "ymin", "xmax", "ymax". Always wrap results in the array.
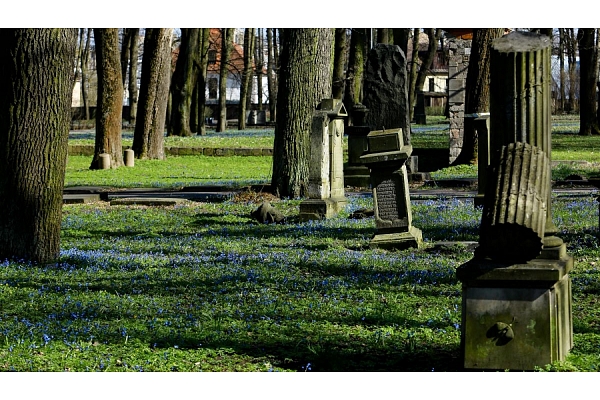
[
  {"xmin": 208, "ymin": 49, "xmax": 217, "ymax": 65},
  {"xmin": 429, "ymin": 77, "xmax": 435, "ymax": 92}
]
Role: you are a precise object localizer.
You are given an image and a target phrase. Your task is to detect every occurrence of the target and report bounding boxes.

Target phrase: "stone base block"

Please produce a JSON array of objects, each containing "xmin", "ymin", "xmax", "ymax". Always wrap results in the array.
[
  {"xmin": 457, "ymin": 255, "xmax": 573, "ymax": 371},
  {"xmin": 343, "ymin": 164, "xmax": 371, "ymax": 188},
  {"xmin": 369, "ymin": 226, "xmax": 423, "ymax": 250},
  {"xmin": 299, "ymin": 198, "xmax": 347, "ymax": 222}
]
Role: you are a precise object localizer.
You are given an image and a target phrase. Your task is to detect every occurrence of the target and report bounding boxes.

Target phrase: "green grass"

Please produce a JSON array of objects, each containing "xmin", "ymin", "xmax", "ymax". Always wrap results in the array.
[
  {"xmin": 0, "ymin": 193, "xmax": 598, "ymax": 371},
  {"xmin": 65, "ymin": 155, "xmax": 273, "ymax": 188}
]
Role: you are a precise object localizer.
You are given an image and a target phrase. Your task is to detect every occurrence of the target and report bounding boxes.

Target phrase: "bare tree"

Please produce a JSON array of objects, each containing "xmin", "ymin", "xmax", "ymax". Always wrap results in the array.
[
  {"xmin": 577, "ymin": 28, "xmax": 600, "ymax": 135},
  {"xmin": 411, "ymin": 28, "xmax": 442, "ymax": 121},
  {"xmin": 217, "ymin": 28, "xmax": 234, "ymax": 132},
  {"xmin": 344, "ymin": 28, "xmax": 367, "ymax": 112},
  {"xmin": 332, "ymin": 28, "xmax": 348, "ymax": 100},
  {"xmin": 91, "ymin": 28, "xmax": 124, "ymax": 169},
  {"xmin": 192, "ymin": 28, "xmax": 211, "ymax": 135},
  {"xmin": 254, "ymin": 29, "xmax": 265, "ymax": 114},
  {"xmin": 453, "ymin": 28, "xmax": 504, "ymax": 165},
  {"xmin": 81, "ymin": 28, "xmax": 92, "ymax": 121},
  {"xmin": 266, "ymin": 28, "xmax": 278, "ymax": 122},
  {"xmin": 238, "ymin": 28, "xmax": 255, "ymax": 130},
  {"xmin": 0, "ymin": 29, "xmax": 77, "ymax": 263}
]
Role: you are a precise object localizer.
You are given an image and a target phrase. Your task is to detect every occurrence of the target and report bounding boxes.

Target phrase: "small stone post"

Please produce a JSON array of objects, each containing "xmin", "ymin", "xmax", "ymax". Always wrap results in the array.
[
  {"xmin": 124, "ymin": 149, "xmax": 135, "ymax": 167},
  {"xmin": 99, "ymin": 153, "xmax": 111, "ymax": 169},
  {"xmin": 299, "ymin": 99, "xmax": 348, "ymax": 221}
]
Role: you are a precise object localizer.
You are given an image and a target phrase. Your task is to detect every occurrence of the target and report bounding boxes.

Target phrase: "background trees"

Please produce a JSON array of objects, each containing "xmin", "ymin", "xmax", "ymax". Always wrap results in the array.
[
  {"xmin": 577, "ymin": 28, "xmax": 600, "ymax": 135},
  {"xmin": 0, "ymin": 29, "xmax": 77, "ymax": 263}
]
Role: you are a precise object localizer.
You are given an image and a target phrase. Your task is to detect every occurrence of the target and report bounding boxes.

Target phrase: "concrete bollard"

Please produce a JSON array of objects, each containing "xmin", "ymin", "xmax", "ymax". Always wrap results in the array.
[
  {"xmin": 124, "ymin": 149, "xmax": 135, "ymax": 167},
  {"xmin": 99, "ymin": 153, "xmax": 111, "ymax": 169}
]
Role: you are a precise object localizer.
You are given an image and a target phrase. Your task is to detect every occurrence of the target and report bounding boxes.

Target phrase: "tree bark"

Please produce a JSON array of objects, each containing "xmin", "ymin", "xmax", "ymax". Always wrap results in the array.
[
  {"xmin": 566, "ymin": 28, "xmax": 578, "ymax": 113},
  {"xmin": 267, "ymin": 28, "xmax": 277, "ymax": 122},
  {"xmin": 254, "ymin": 29, "xmax": 265, "ymax": 114},
  {"xmin": 411, "ymin": 28, "xmax": 442, "ymax": 121},
  {"xmin": 81, "ymin": 28, "xmax": 91, "ymax": 121},
  {"xmin": 239, "ymin": 28, "xmax": 255, "ymax": 130},
  {"xmin": 577, "ymin": 28, "xmax": 600, "ymax": 135},
  {"xmin": 332, "ymin": 28, "xmax": 348, "ymax": 100},
  {"xmin": 408, "ymin": 28, "xmax": 420, "ymax": 121},
  {"xmin": 128, "ymin": 28, "xmax": 140, "ymax": 126},
  {"xmin": 0, "ymin": 29, "xmax": 77, "ymax": 263},
  {"xmin": 271, "ymin": 28, "xmax": 334, "ymax": 198},
  {"xmin": 344, "ymin": 28, "xmax": 366, "ymax": 112},
  {"xmin": 132, "ymin": 28, "xmax": 173, "ymax": 160},
  {"xmin": 91, "ymin": 28, "xmax": 124, "ymax": 169},
  {"xmin": 559, "ymin": 28, "xmax": 566, "ymax": 112},
  {"xmin": 453, "ymin": 28, "xmax": 504, "ymax": 165},
  {"xmin": 170, "ymin": 28, "xmax": 200, "ymax": 136},
  {"xmin": 393, "ymin": 28, "xmax": 410, "ymax": 55},
  {"xmin": 216, "ymin": 28, "xmax": 234, "ymax": 132},
  {"xmin": 195, "ymin": 28, "xmax": 210, "ymax": 136}
]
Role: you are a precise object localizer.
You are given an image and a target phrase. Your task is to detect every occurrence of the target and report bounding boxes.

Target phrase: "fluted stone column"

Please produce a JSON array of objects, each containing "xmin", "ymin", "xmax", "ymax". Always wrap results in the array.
[{"xmin": 489, "ymin": 31, "xmax": 563, "ymax": 255}]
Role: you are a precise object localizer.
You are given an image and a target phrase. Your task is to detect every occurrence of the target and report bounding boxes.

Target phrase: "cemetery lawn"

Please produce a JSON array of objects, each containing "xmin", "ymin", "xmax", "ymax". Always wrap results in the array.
[{"xmin": 0, "ymin": 193, "xmax": 599, "ymax": 371}]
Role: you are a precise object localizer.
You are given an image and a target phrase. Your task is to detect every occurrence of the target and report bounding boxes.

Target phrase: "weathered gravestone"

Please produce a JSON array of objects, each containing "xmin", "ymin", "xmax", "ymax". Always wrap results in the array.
[
  {"xmin": 343, "ymin": 104, "xmax": 371, "ymax": 188},
  {"xmin": 457, "ymin": 31, "xmax": 573, "ymax": 371},
  {"xmin": 360, "ymin": 128, "xmax": 422, "ymax": 250},
  {"xmin": 299, "ymin": 99, "xmax": 348, "ymax": 221}
]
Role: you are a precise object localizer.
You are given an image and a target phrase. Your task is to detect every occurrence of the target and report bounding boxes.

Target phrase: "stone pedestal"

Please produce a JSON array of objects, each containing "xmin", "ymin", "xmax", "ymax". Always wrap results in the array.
[
  {"xmin": 99, "ymin": 153, "xmax": 111, "ymax": 169},
  {"xmin": 457, "ymin": 256, "xmax": 573, "ymax": 370},
  {"xmin": 299, "ymin": 99, "xmax": 348, "ymax": 221},
  {"xmin": 360, "ymin": 129, "xmax": 422, "ymax": 250}
]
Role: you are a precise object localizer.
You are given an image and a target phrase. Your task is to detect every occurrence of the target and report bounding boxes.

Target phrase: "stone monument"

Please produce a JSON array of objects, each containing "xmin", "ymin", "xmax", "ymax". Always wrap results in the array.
[
  {"xmin": 299, "ymin": 99, "xmax": 348, "ymax": 221},
  {"xmin": 360, "ymin": 128, "xmax": 422, "ymax": 250},
  {"xmin": 457, "ymin": 31, "xmax": 573, "ymax": 371}
]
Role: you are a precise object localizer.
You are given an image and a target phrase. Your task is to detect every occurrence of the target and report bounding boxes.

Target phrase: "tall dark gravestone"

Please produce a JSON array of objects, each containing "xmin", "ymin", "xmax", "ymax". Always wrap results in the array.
[{"xmin": 457, "ymin": 31, "xmax": 573, "ymax": 371}]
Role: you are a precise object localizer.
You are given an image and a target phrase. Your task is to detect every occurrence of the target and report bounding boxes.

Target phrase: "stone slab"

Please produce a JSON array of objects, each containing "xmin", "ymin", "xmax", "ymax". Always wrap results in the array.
[
  {"xmin": 369, "ymin": 226, "xmax": 423, "ymax": 250},
  {"xmin": 110, "ymin": 197, "xmax": 188, "ymax": 206},
  {"xmin": 63, "ymin": 194, "xmax": 101, "ymax": 204}
]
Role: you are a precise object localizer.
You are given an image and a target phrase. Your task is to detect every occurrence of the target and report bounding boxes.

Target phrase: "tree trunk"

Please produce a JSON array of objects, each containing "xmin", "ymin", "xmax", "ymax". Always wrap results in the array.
[
  {"xmin": 393, "ymin": 28, "xmax": 410, "ymax": 55},
  {"xmin": 267, "ymin": 28, "xmax": 277, "ymax": 122},
  {"xmin": 271, "ymin": 28, "xmax": 334, "ymax": 198},
  {"xmin": 453, "ymin": 28, "xmax": 504, "ymax": 165},
  {"xmin": 0, "ymin": 29, "xmax": 77, "ymax": 263},
  {"xmin": 81, "ymin": 28, "xmax": 91, "ymax": 121},
  {"xmin": 577, "ymin": 28, "xmax": 600, "ymax": 135},
  {"xmin": 332, "ymin": 28, "xmax": 348, "ymax": 100},
  {"xmin": 377, "ymin": 28, "xmax": 389, "ymax": 44},
  {"xmin": 411, "ymin": 28, "xmax": 442, "ymax": 121},
  {"xmin": 254, "ymin": 29, "xmax": 265, "ymax": 115},
  {"xmin": 170, "ymin": 28, "xmax": 200, "ymax": 136},
  {"xmin": 239, "ymin": 28, "xmax": 255, "ymax": 130},
  {"xmin": 132, "ymin": 28, "xmax": 173, "ymax": 160},
  {"xmin": 216, "ymin": 28, "xmax": 234, "ymax": 132},
  {"xmin": 196, "ymin": 28, "xmax": 210, "ymax": 136},
  {"xmin": 559, "ymin": 28, "xmax": 566, "ymax": 112},
  {"xmin": 128, "ymin": 28, "xmax": 140, "ymax": 126},
  {"xmin": 120, "ymin": 29, "xmax": 132, "ymax": 87},
  {"xmin": 91, "ymin": 28, "xmax": 124, "ymax": 169},
  {"xmin": 344, "ymin": 28, "xmax": 366, "ymax": 112},
  {"xmin": 408, "ymin": 28, "xmax": 420, "ymax": 121},
  {"xmin": 566, "ymin": 28, "xmax": 578, "ymax": 113}
]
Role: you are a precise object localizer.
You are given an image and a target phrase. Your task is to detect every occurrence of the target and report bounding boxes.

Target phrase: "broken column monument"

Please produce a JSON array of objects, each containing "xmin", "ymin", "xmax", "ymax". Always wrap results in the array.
[
  {"xmin": 299, "ymin": 99, "xmax": 348, "ymax": 221},
  {"xmin": 457, "ymin": 31, "xmax": 573, "ymax": 371}
]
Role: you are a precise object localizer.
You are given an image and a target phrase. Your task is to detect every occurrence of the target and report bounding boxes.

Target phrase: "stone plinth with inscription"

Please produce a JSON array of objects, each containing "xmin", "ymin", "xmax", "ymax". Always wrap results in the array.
[
  {"xmin": 360, "ymin": 129, "xmax": 422, "ymax": 250},
  {"xmin": 300, "ymin": 99, "xmax": 348, "ymax": 221}
]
